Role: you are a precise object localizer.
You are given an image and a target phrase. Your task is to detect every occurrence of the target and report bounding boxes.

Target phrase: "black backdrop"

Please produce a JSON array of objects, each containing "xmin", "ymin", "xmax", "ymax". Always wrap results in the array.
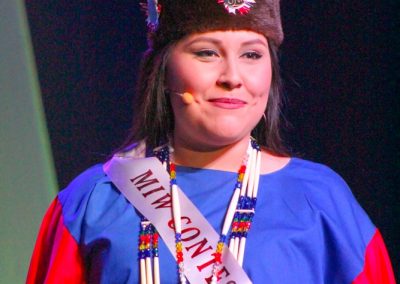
[{"xmin": 26, "ymin": 1, "xmax": 399, "ymax": 278}]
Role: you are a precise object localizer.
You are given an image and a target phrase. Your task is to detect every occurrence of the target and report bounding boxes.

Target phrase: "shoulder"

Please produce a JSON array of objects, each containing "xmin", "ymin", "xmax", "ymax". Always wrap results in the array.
[
  {"xmin": 58, "ymin": 164, "xmax": 110, "ymax": 208},
  {"xmin": 282, "ymin": 158, "xmax": 355, "ymax": 203},
  {"xmin": 57, "ymin": 164, "xmax": 130, "ymax": 241},
  {"xmin": 260, "ymin": 153, "xmax": 352, "ymax": 204},
  {"xmin": 272, "ymin": 157, "xmax": 349, "ymax": 191},
  {"xmin": 260, "ymin": 152, "xmax": 340, "ymax": 184},
  {"xmin": 262, "ymin": 155, "xmax": 349, "ymax": 195},
  {"xmin": 262, "ymin": 157, "xmax": 375, "ymax": 237},
  {"xmin": 256, "ymin": 158, "xmax": 382, "ymax": 282}
]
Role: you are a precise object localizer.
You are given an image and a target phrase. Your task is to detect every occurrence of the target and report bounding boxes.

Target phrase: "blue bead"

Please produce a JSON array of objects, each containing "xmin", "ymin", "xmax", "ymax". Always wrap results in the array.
[{"xmin": 219, "ymin": 235, "xmax": 227, "ymax": 242}]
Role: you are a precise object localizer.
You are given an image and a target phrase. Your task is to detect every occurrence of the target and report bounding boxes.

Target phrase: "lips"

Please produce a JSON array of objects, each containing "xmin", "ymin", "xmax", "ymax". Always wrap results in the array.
[{"xmin": 208, "ymin": 98, "xmax": 247, "ymax": 109}]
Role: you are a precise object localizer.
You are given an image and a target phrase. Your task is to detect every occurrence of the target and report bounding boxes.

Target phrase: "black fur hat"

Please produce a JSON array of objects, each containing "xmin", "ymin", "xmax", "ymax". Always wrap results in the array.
[{"xmin": 145, "ymin": 0, "xmax": 283, "ymax": 50}]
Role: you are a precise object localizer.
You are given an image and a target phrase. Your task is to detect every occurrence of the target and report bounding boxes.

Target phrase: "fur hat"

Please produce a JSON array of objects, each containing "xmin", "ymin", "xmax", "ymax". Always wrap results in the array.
[{"xmin": 145, "ymin": 0, "xmax": 283, "ymax": 50}]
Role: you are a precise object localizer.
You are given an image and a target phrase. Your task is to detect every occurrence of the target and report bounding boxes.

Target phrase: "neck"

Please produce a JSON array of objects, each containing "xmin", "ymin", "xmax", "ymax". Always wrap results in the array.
[{"xmin": 170, "ymin": 136, "xmax": 251, "ymax": 172}]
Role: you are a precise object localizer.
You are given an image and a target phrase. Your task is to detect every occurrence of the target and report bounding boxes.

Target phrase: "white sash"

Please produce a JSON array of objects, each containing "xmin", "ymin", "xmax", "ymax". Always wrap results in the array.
[{"xmin": 104, "ymin": 155, "xmax": 252, "ymax": 284}]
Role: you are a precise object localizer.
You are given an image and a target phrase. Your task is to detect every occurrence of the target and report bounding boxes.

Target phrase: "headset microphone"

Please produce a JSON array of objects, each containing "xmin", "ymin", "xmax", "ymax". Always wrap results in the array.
[
  {"xmin": 175, "ymin": 92, "xmax": 194, "ymax": 105},
  {"xmin": 182, "ymin": 92, "xmax": 194, "ymax": 105}
]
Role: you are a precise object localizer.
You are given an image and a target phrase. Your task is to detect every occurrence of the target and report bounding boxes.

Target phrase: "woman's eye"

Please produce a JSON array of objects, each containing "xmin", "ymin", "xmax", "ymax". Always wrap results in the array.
[
  {"xmin": 243, "ymin": 51, "xmax": 262, "ymax": 60},
  {"xmin": 193, "ymin": 49, "xmax": 218, "ymax": 57}
]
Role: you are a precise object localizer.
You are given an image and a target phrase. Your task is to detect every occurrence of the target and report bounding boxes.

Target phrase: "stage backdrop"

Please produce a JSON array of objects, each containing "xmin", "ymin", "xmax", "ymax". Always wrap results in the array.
[
  {"xmin": 25, "ymin": 0, "xmax": 399, "ymax": 280},
  {"xmin": 0, "ymin": 1, "xmax": 58, "ymax": 283}
]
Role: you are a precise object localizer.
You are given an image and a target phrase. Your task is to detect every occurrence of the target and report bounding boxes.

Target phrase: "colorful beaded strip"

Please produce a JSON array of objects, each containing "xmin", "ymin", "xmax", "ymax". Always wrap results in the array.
[
  {"xmin": 138, "ymin": 215, "xmax": 160, "ymax": 284},
  {"xmin": 231, "ymin": 140, "xmax": 259, "ymax": 240},
  {"xmin": 138, "ymin": 217, "xmax": 159, "ymax": 259}
]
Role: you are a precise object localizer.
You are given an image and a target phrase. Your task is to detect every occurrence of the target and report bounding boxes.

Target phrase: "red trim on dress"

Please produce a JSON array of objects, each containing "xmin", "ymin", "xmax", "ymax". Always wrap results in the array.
[
  {"xmin": 353, "ymin": 229, "xmax": 395, "ymax": 284},
  {"xmin": 26, "ymin": 198, "xmax": 86, "ymax": 284}
]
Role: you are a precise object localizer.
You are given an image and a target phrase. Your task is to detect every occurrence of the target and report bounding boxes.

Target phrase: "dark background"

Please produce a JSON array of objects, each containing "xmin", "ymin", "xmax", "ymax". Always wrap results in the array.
[{"xmin": 26, "ymin": 1, "xmax": 399, "ymax": 279}]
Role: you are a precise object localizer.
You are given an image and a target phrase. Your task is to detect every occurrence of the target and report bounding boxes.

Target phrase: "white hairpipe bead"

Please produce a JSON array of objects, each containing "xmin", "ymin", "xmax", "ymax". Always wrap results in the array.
[
  {"xmin": 233, "ymin": 237, "xmax": 240, "ymax": 260},
  {"xmin": 171, "ymin": 184, "xmax": 182, "ymax": 233},
  {"xmin": 240, "ymin": 148, "xmax": 253, "ymax": 197},
  {"xmin": 222, "ymin": 188, "xmax": 240, "ymax": 236},
  {"xmin": 252, "ymin": 150, "xmax": 262, "ymax": 199},
  {"xmin": 153, "ymin": 257, "xmax": 160, "ymax": 284},
  {"xmin": 228, "ymin": 237, "xmax": 235, "ymax": 253},
  {"xmin": 246, "ymin": 148, "xmax": 257, "ymax": 198},
  {"xmin": 140, "ymin": 258, "xmax": 147, "ymax": 284},
  {"xmin": 237, "ymin": 237, "xmax": 247, "ymax": 267},
  {"xmin": 145, "ymin": 257, "xmax": 153, "ymax": 284}
]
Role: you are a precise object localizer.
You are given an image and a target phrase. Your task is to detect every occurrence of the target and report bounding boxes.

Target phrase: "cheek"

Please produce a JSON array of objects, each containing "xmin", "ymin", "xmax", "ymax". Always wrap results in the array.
[
  {"xmin": 253, "ymin": 93, "xmax": 269, "ymax": 118},
  {"xmin": 167, "ymin": 54, "xmax": 219, "ymax": 95},
  {"xmin": 166, "ymin": 50, "xmax": 189, "ymax": 91},
  {"xmin": 246, "ymin": 66, "xmax": 272, "ymax": 97},
  {"xmin": 166, "ymin": 54, "xmax": 213, "ymax": 94},
  {"xmin": 250, "ymin": 77, "xmax": 270, "ymax": 119},
  {"xmin": 166, "ymin": 63, "xmax": 183, "ymax": 92}
]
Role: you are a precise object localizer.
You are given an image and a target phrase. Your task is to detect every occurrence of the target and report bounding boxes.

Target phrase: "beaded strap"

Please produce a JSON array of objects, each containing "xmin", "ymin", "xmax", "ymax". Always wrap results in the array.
[
  {"xmin": 156, "ymin": 139, "xmax": 261, "ymax": 283},
  {"xmin": 138, "ymin": 216, "xmax": 160, "ymax": 284}
]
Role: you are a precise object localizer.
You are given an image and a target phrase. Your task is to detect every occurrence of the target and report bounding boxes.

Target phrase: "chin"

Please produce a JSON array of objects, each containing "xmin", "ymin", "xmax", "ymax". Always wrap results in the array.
[
  {"xmin": 207, "ymin": 120, "xmax": 256, "ymax": 140},
  {"xmin": 201, "ymin": 129, "xmax": 251, "ymax": 147}
]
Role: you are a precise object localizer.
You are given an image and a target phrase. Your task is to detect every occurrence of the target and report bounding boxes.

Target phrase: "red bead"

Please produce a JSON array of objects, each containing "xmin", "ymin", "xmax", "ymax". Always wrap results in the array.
[{"xmin": 214, "ymin": 252, "xmax": 222, "ymax": 263}]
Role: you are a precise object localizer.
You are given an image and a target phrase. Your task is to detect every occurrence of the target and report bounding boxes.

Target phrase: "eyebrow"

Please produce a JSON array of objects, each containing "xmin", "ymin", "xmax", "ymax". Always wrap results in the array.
[
  {"xmin": 186, "ymin": 37, "xmax": 268, "ymax": 48},
  {"xmin": 186, "ymin": 37, "xmax": 222, "ymax": 46},
  {"xmin": 241, "ymin": 39, "xmax": 268, "ymax": 47}
]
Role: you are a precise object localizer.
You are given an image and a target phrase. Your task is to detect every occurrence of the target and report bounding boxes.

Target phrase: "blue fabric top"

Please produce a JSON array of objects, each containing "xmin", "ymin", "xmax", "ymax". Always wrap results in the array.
[{"xmin": 58, "ymin": 158, "xmax": 375, "ymax": 283}]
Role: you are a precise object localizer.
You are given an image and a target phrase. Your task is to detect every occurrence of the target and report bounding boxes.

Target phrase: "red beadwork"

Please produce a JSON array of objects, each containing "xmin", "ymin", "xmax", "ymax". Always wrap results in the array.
[
  {"xmin": 232, "ymin": 221, "xmax": 239, "ymax": 230},
  {"xmin": 176, "ymin": 251, "xmax": 184, "ymax": 262},
  {"xmin": 214, "ymin": 252, "xmax": 222, "ymax": 263},
  {"xmin": 152, "ymin": 233, "xmax": 159, "ymax": 243},
  {"xmin": 245, "ymin": 221, "xmax": 251, "ymax": 229}
]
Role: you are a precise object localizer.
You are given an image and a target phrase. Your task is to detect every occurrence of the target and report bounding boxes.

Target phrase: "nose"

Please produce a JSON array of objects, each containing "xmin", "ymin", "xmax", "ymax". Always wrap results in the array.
[{"xmin": 216, "ymin": 58, "xmax": 242, "ymax": 90}]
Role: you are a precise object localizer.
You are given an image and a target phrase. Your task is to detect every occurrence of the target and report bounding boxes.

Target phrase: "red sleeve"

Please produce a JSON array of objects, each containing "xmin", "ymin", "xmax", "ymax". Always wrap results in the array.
[
  {"xmin": 26, "ymin": 198, "xmax": 86, "ymax": 284},
  {"xmin": 353, "ymin": 229, "xmax": 396, "ymax": 284}
]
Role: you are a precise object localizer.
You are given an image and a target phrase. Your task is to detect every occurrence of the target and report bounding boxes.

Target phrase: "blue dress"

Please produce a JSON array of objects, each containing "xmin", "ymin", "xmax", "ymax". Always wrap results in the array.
[{"xmin": 27, "ymin": 158, "xmax": 395, "ymax": 283}]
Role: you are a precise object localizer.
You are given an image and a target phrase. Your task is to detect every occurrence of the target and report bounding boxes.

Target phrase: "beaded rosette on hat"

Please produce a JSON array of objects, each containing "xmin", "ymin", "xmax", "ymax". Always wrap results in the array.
[{"xmin": 143, "ymin": 0, "xmax": 283, "ymax": 50}]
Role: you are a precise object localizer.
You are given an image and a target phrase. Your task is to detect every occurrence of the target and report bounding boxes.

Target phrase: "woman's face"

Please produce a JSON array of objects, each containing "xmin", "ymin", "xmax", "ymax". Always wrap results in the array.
[{"xmin": 166, "ymin": 30, "xmax": 272, "ymax": 150}]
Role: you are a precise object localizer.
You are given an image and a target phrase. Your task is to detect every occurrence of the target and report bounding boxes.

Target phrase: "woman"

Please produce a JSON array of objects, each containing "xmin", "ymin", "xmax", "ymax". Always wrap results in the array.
[{"xmin": 27, "ymin": 0, "xmax": 395, "ymax": 283}]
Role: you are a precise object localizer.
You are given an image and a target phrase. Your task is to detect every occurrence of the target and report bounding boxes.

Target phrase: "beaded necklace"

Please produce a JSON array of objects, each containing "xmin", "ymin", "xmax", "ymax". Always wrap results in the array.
[{"xmin": 139, "ymin": 139, "xmax": 261, "ymax": 284}]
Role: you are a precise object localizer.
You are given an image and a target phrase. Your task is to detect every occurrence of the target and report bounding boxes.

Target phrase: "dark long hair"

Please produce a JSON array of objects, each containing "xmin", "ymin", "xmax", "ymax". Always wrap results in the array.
[{"xmin": 117, "ymin": 38, "xmax": 288, "ymax": 156}]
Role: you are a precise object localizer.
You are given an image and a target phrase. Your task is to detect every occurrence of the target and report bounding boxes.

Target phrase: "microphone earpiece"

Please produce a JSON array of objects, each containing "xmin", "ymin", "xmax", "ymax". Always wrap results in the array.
[
  {"xmin": 181, "ymin": 92, "xmax": 194, "ymax": 105},
  {"xmin": 171, "ymin": 91, "xmax": 194, "ymax": 105}
]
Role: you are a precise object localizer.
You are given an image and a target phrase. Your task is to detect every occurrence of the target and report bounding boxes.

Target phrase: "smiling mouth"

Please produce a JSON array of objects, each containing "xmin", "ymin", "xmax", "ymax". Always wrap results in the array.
[{"xmin": 208, "ymin": 98, "xmax": 247, "ymax": 109}]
